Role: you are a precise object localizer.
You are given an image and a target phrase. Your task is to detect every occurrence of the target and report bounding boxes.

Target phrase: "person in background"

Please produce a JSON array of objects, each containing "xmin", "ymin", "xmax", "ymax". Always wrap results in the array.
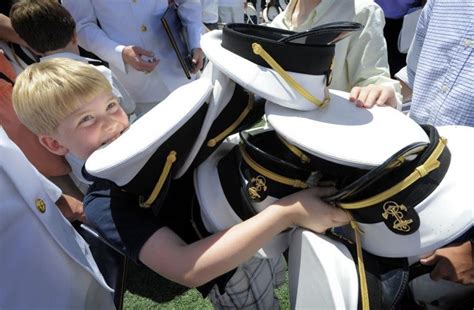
[
  {"xmin": 218, "ymin": 0, "xmax": 246, "ymax": 24},
  {"xmin": 393, "ymin": 0, "xmax": 474, "ymax": 288},
  {"xmin": 0, "ymin": 13, "xmax": 26, "ymax": 46},
  {"xmin": 0, "ymin": 126, "xmax": 114, "ymax": 309},
  {"xmin": 396, "ymin": 0, "xmax": 474, "ymax": 127},
  {"xmin": 62, "ymin": 0, "xmax": 205, "ymax": 116},
  {"xmin": 271, "ymin": 0, "xmax": 403, "ymax": 109},
  {"xmin": 375, "ymin": 0, "xmax": 425, "ymax": 77},
  {"xmin": 202, "ymin": 0, "xmax": 219, "ymax": 30}
]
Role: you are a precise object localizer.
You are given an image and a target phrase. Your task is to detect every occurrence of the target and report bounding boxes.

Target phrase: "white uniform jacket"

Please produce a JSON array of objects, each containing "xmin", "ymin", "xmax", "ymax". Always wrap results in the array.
[
  {"xmin": 0, "ymin": 128, "xmax": 115, "ymax": 309},
  {"xmin": 63, "ymin": 0, "xmax": 203, "ymax": 104}
]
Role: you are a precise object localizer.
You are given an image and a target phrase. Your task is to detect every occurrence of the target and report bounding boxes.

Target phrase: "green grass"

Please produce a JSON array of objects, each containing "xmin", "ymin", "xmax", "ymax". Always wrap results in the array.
[{"xmin": 123, "ymin": 262, "xmax": 290, "ymax": 309}]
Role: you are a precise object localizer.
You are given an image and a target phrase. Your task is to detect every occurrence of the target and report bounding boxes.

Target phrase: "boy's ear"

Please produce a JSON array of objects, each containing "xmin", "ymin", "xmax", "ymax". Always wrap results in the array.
[{"xmin": 39, "ymin": 135, "xmax": 68, "ymax": 156}]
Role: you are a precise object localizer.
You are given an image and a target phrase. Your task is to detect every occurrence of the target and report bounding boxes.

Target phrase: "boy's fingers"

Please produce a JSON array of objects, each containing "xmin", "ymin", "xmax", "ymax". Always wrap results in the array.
[
  {"xmin": 312, "ymin": 186, "xmax": 337, "ymax": 197},
  {"xmin": 376, "ymin": 90, "xmax": 390, "ymax": 106},
  {"xmin": 363, "ymin": 89, "xmax": 381, "ymax": 108},
  {"xmin": 349, "ymin": 87, "xmax": 361, "ymax": 102},
  {"xmin": 331, "ymin": 208, "xmax": 351, "ymax": 226},
  {"xmin": 355, "ymin": 88, "xmax": 370, "ymax": 107}
]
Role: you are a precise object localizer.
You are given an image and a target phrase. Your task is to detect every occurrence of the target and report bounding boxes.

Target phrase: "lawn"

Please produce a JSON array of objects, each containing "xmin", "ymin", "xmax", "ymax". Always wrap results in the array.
[{"xmin": 123, "ymin": 262, "xmax": 290, "ymax": 309}]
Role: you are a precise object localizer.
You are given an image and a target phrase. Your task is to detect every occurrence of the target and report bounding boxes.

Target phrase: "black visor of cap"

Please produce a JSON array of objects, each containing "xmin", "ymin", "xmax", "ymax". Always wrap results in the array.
[
  {"xmin": 334, "ymin": 125, "xmax": 451, "ymax": 235},
  {"xmin": 221, "ymin": 23, "xmax": 335, "ymax": 75}
]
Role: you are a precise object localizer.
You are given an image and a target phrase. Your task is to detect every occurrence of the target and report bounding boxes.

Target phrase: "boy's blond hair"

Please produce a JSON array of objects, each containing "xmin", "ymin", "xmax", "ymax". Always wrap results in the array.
[{"xmin": 13, "ymin": 58, "xmax": 112, "ymax": 135}]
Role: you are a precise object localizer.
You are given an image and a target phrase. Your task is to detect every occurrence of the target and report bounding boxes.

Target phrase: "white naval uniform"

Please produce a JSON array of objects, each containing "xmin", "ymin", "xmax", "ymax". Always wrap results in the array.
[
  {"xmin": 0, "ymin": 128, "xmax": 115, "ymax": 309},
  {"xmin": 63, "ymin": 0, "xmax": 203, "ymax": 112}
]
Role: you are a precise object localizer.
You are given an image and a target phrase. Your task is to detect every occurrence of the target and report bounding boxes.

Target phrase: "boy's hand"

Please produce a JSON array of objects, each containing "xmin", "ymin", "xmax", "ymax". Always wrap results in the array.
[
  {"xmin": 122, "ymin": 45, "xmax": 159, "ymax": 73},
  {"xmin": 276, "ymin": 187, "xmax": 350, "ymax": 233},
  {"xmin": 420, "ymin": 240, "xmax": 474, "ymax": 285},
  {"xmin": 349, "ymin": 84, "xmax": 398, "ymax": 109},
  {"xmin": 191, "ymin": 48, "xmax": 205, "ymax": 73},
  {"xmin": 56, "ymin": 194, "xmax": 86, "ymax": 223}
]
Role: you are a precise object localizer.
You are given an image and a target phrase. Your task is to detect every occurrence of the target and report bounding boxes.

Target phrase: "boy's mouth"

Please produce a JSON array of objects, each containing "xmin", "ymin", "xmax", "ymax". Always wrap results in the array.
[{"xmin": 101, "ymin": 127, "xmax": 128, "ymax": 146}]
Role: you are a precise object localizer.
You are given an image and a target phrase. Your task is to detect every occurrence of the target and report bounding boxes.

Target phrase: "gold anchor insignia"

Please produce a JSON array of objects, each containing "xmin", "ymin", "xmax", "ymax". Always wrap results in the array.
[
  {"xmin": 382, "ymin": 201, "xmax": 413, "ymax": 232},
  {"xmin": 248, "ymin": 175, "xmax": 267, "ymax": 200}
]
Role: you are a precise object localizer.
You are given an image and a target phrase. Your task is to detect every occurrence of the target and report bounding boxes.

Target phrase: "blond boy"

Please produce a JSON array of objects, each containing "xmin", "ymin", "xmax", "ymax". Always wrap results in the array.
[{"xmin": 13, "ymin": 58, "xmax": 348, "ymax": 308}]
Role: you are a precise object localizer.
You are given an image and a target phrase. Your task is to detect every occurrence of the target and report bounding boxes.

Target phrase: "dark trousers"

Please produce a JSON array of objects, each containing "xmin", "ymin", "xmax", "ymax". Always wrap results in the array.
[{"xmin": 384, "ymin": 17, "xmax": 407, "ymax": 77}]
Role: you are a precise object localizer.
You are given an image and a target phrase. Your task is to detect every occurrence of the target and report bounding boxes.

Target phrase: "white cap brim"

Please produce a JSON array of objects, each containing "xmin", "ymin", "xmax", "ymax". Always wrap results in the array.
[
  {"xmin": 201, "ymin": 30, "xmax": 327, "ymax": 111},
  {"xmin": 266, "ymin": 89, "xmax": 430, "ymax": 169},
  {"xmin": 85, "ymin": 78, "xmax": 212, "ymax": 185}
]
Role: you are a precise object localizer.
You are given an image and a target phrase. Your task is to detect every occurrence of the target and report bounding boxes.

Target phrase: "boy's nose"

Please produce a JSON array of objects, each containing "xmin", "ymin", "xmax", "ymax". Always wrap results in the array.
[{"xmin": 102, "ymin": 117, "xmax": 118, "ymax": 132}]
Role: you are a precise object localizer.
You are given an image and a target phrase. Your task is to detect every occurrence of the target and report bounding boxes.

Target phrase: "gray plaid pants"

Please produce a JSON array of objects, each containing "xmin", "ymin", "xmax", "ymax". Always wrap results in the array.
[{"xmin": 207, "ymin": 255, "xmax": 286, "ymax": 310}]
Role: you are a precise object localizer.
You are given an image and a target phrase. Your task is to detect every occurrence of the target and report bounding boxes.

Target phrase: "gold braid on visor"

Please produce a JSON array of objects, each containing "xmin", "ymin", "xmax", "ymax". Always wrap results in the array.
[
  {"xmin": 338, "ymin": 137, "xmax": 447, "ymax": 210},
  {"xmin": 251, "ymin": 43, "xmax": 330, "ymax": 108}
]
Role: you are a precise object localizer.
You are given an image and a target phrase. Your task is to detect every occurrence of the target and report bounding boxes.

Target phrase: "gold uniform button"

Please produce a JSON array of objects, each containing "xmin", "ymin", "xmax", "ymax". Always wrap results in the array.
[
  {"xmin": 141, "ymin": 25, "xmax": 147, "ymax": 32},
  {"xmin": 35, "ymin": 199, "xmax": 46, "ymax": 213}
]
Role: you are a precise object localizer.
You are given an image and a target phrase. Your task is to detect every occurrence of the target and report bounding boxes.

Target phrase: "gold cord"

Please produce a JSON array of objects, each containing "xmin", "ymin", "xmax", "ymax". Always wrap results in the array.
[
  {"xmin": 240, "ymin": 145, "xmax": 308, "ymax": 189},
  {"xmin": 339, "ymin": 138, "xmax": 447, "ymax": 210},
  {"xmin": 251, "ymin": 42, "xmax": 329, "ymax": 108},
  {"xmin": 207, "ymin": 93, "xmax": 255, "ymax": 147},
  {"xmin": 139, "ymin": 151, "xmax": 177, "ymax": 208}
]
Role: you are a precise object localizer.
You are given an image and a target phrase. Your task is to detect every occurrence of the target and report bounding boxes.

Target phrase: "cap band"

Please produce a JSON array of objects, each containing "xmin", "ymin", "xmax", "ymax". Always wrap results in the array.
[
  {"xmin": 339, "ymin": 137, "xmax": 447, "ymax": 210},
  {"xmin": 240, "ymin": 144, "xmax": 308, "ymax": 190}
]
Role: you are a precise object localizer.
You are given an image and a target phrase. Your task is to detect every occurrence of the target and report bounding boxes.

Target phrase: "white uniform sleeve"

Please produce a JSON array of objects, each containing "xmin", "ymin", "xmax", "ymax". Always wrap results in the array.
[
  {"xmin": 176, "ymin": 0, "xmax": 203, "ymax": 50},
  {"xmin": 62, "ymin": 0, "xmax": 128, "ymax": 73}
]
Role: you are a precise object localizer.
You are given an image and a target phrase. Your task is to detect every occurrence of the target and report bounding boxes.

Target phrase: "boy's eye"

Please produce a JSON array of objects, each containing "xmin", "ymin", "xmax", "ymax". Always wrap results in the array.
[
  {"xmin": 78, "ymin": 115, "xmax": 94, "ymax": 126},
  {"xmin": 107, "ymin": 101, "xmax": 118, "ymax": 112}
]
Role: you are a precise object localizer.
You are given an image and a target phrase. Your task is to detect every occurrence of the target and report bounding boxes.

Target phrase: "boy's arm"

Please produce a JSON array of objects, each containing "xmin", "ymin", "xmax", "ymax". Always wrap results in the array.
[
  {"xmin": 139, "ymin": 187, "xmax": 348, "ymax": 288},
  {"xmin": 0, "ymin": 14, "xmax": 27, "ymax": 46}
]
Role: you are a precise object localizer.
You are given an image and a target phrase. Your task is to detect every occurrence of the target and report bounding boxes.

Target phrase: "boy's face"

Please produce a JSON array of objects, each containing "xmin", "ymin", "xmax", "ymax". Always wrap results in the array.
[{"xmin": 41, "ymin": 90, "xmax": 129, "ymax": 160}]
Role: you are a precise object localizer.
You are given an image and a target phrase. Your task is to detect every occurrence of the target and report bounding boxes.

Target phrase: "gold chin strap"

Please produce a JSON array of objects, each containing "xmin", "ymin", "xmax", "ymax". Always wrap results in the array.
[
  {"xmin": 338, "ymin": 137, "xmax": 447, "ymax": 210},
  {"xmin": 277, "ymin": 134, "xmax": 310, "ymax": 164},
  {"xmin": 139, "ymin": 151, "xmax": 177, "ymax": 208},
  {"xmin": 207, "ymin": 93, "xmax": 255, "ymax": 147},
  {"xmin": 251, "ymin": 43, "xmax": 330, "ymax": 108},
  {"xmin": 351, "ymin": 221, "xmax": 370, "ymax": 310},
  {"xmin": 240, "ymin": 145, "xmax": 308, "ymax": 189}
]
